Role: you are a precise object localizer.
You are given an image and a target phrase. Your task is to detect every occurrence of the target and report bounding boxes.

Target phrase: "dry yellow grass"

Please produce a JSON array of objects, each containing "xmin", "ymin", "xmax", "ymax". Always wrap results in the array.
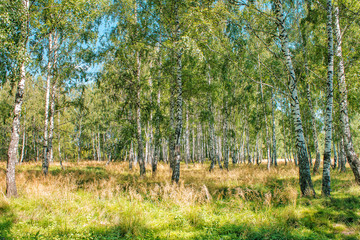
[{"xmin": 0, "ymin": 160, "xmax": 306, "ymax": 208}]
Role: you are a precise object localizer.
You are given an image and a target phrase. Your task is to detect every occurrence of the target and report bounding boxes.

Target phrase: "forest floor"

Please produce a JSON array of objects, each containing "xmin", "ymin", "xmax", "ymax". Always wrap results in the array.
[{"xmin": 0, "ymin": 161, "xmax": 360, "ymax": 240}]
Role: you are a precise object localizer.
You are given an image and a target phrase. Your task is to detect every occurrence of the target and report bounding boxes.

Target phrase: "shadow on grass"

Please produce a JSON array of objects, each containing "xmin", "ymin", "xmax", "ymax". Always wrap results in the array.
[
  {"xmin": 18, "ymin": 217, "xmax": 359, "ymax": 240},
  {"xmin": 200, "ymin": 222, "xmax": 359, "ymax": 240},
  {"xmin": 14, "ymin": 224, "xmax": 153, "ymax": 240},
  {"xmin": 315, "ymin": 196, "xmax": 360, "ymax": 227},
  {"xmin": 0, "ymin": 200, "xmax": 15, "ymax": 240},
  {"xmin": 22, "ymin": 167, "xmax": 110, "ymax": 189}
]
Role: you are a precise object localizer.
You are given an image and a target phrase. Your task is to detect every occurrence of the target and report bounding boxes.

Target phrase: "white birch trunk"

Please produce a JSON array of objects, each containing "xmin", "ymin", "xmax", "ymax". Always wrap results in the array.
[
  {"xmin": 136, "ymin": 51, "xmax": 145, "ymax": 175},
  {"xmin": 20, "ymin": 110, "xmax": 26, "ymax": 164},
  {"xmin": 97, "ymin": 132, "xmax": 101, "ymax": 161},
  {"xmin": 43, "ymin": 32, "xmax": 53, "ymax": 175},
  {"xmin": 275, "ymin": 0, "xmax": 315, "ymax": 196},
  {"xmin": 321, "ymin": 0, "xmax": 335, "ymax": 196},
  {"xmin": 223, "ymin": 99, "xmax": 229, "ymax": 170},
  {"xmin": 185, "ymin": 103, "xmax": 190, "ymax": 166},
  {"xmin": 259, "ymin": 79, "xmax": 271, "ymax": 170},
  {"xmin": 333, "ymin": 140, "xmax": 337, "ymax": 169},
  {"xmin": 271, "ymin": 89, "xmax": 277, "ymax": 167},
  {"xmin": 6, "ymin": 0, "xmax": 29, "ymax": 197},
  {"xmin": 334, "ymin": 6, "xmax": 360, "ymax": 183},
  {"xmin": 48, "ymin": 33, "xmax": 58, "ymax": 165},
  {"xmin": 307, "ymin": 84, "xmax": 321, "ymax": 173},
  {"xmin": 58, "ymin": 111, "xmax": 64, "ymax": 170}
]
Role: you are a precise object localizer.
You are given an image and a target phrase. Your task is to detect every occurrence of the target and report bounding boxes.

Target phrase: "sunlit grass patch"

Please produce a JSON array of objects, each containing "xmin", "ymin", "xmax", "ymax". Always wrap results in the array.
[{"xmin": 0, "ymin": 161, "xmax": 360, "ymax": 239}]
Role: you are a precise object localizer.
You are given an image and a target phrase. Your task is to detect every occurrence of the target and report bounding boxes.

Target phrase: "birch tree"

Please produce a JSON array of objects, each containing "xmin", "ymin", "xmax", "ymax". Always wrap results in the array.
[
  {"xmin": 171, "ymin": 1, "xmax": 183, "ymax": 183},
  {"xmin": 271, "ymin": 89, "xmax": 277, "ymax": 167},
  {"xmin": 5, "ymin": 0, "xmax": 29, "ymax": 197},
  {"xmin": 334, "ymin": 5, "xmax": 360, "ymax": 184},
  {"xmin": 322, "ymin": 0, "xmax": 334, "ymax": 197},
  {"xmin": 274, "ymin": 0, "xmax": 315, "ymax": 196}
]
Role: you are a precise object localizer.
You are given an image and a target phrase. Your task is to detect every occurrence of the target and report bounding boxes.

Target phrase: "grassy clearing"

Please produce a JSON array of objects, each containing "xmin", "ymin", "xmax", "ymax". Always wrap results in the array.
[{"xmin": 1, "ymin": 161, "xmax": 360, "ymax": 239}]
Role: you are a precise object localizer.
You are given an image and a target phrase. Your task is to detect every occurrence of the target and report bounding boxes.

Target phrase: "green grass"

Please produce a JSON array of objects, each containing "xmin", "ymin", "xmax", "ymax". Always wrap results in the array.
[{"xmin": 0, "ymin": 161, "xmax": 360, "ymax": 239}]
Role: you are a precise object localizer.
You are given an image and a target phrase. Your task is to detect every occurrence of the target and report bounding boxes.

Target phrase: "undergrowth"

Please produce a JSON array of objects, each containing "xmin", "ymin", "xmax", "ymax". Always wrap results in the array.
[{"xmin": 0, "ymin": 161, "xmax": 359, "ymax": 239}]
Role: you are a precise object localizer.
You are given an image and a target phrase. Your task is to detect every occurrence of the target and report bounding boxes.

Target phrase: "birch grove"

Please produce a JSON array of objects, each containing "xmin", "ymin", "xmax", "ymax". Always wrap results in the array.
[{"xmin": 3, "ymin": 0, "xmax": 360, "ymax": 199}]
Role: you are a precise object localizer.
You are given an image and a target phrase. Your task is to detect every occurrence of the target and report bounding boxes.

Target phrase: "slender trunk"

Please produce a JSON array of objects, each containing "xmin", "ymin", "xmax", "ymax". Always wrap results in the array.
[
  {"xmin": 32, "ymin": 116, "xmax": 36, "ymax": 162},
  {"xmin": 307, "ymin": 84, "xmax": 321, "ymax": 173},
  {"xmin": 271, "ymin": 89, "xmax": 277, "ymax": 167},
  {"xmin": 43, "ymin": 32, "xmax": 53, "ymax": 176},
  {"xmin": 48, "ymin": 83, "xmax": 56, "ymax": 164},
  {"xmin": 335, "ymin": 7, "xmax": 360, "ymax": 183},
  {"xmin": 246, "ymin": 119, "xmax": 251, "ymax": 164},
  {"xmin": 163, "ymin": 139, "xmax": 167, "ymax": 163},
  {"xmin": 185, "ymin": 103, "xmax": 190, "ymax": 166},
  {"xmin": 294, "ymin": 151, "xmax": 298, "ymax": 166},
  {"xmin": 133, "ymin": 0, "xmax": 145, "ymax": 175},
  {"xmin": 6, "ymin": 61, "xmax": 26, "ymax": 197},
  {"xmin": 217, "ymin": 135, "xmax": 222, "ymax": 164},
  {"xmin": 169, "ymin": 47, "xmax": 176, "ymax": 170},
  {"xmin": 148, "ymin": 58, "xmax": 153, "ymax": 166},
  {"xmin": 282, "ymin": 113, "xmax": 288, "ymax": 166},
  {"xmin": 238, "ymin": 142, "xmax": 242, "ymax": 164},
  {"xmin": 252, "ymin": 148, "xmax": 255, "ymax": 164},
  {"xmin": 77, "ymin": 117, "xmax": 82, "ymax": 163},
  {"xmin": 339, "ymin": 138, "xmax": 346, "ymax": 172},
  {"xmin": 152, "ymin": 42, "xmax": 161, "ymax": 175},
  {"xmin": 58, "ymin": 111, "xmax": 64, "ymax": 170},
  {"xmin": 171, "ymin": 3, "xmax": 183, "ymax": 182},
  {"xmin": 259, "ymin": 138, "xmax": 263, "ymax": 163},
  {"xmin": 202, "ymin": 132, "xmax": 205, "ymax": 163},
  {"xmin": 307, "ymin": 134, "xmax": 312, "ymax": 167},
  {"xmin": 256, "ymin": 134, "xmax": 259, "ymax": 165},
  {"xmin": 275, "ymin": 0, "xmax": 315, "ymax": 196},
  {"xmin": 36, "ymin": 139, "xmax": 39, "ymax": 162},
  {"xmin": 145, "ymin": 126, "xmax": 149, "ymax": 164},
  {"xmin": 288, "ymin": 99, "xmax": 295, "ymax": 165},
  {"xmin": 106, "ymin": 131, "xmax": 112, "ymax": 166},
  {"xmin": 48, "ymin": 33, "xmax": 58, "ymax": 165},
  {"xmin": 129, "ymin": 141, "xmax": 134, "ymax": 170},
  {"xmin": 6, "ymin": 0, "xmax": 29, "ymax": 197},
  {"xmin": 97, "ymin": 132, "xmax": 101, "ymax": 161},
  {"xmin": 92, "ymin": 132, "xmax": 97, "ymax": 161},
  {"xmin": 223, "ymin": 99, "xmax": 229, "ymax": 170},
  {"xmin": 337, "ymin": 142, "xmax": 341, "ymax": 171},
  {"xmin": 136, "ymin": 52, "xmax": 145, "ymax": 176},
  {"xmin": 192, "ymin": 128, "xmax": 195, "ymax": 163},
  {"xmin": 231, "ymin": 126, "xmax": 237, "ymax": 165},
  {"xmin": 20, "ymin": 111, "xmax": 26, "ymax": 164},
  {"xmin": 321, "ymin": 0, "xmax": 335, "ymax": 197},
  {"xmin": 333, "ymin": 140, "xmax": 337, "ymax": 169},
  {"xmin": 152, "ymin": 129, "xmax": 159, "ymax": 174},
  {"xmin": 216, "ymin": 135, "xmax": 223, "ymax": 169},
  {"xmin": 242, "ymin": 134, "xmax": 246, "ymax": 164},
  {"xmin": 169, "ymin": 88, "xmax": 175, "ymax": 169},
  {"xmin": 106, "ymin": 152, "xmax": 112, "ymax": 165},
  {"xmin": 259, "ymin": 78, "xmax": 271, "ymax": 170},
  {"xmin": 197, "ymin": 123, "xmax": 202, "ymax": 163}
]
